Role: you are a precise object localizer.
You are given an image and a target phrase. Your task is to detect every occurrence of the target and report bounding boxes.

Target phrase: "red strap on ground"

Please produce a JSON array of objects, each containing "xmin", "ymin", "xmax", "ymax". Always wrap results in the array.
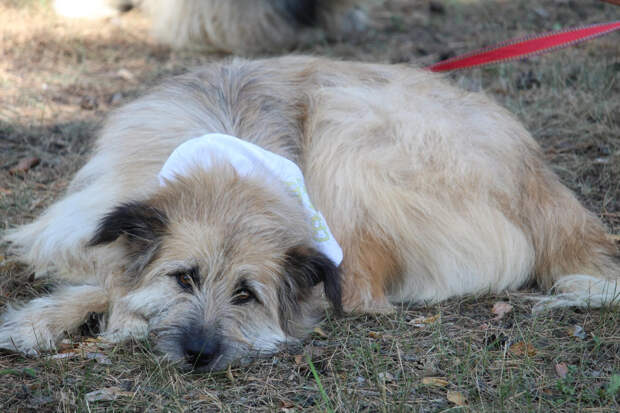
[{"xmin": 428, "ymin": 21, "xmax": 620, "ymax": 72}]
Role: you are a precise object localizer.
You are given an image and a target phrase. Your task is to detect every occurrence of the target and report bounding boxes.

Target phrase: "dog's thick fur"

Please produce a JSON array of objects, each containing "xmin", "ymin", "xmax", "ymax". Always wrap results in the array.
[
  {"xmin": 53, "ymin": 0, "xmax": 366, "ymax": 53},
  {"xmin": 2, "ymin": 56, "xmax": 619, "ymax": 370}
]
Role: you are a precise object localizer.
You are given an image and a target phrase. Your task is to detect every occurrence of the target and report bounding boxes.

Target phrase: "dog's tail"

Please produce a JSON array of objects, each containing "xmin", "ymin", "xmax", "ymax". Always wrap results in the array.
[{"xmin": 524, "ymin": 165, "xmax": 620, "ymax": 311}]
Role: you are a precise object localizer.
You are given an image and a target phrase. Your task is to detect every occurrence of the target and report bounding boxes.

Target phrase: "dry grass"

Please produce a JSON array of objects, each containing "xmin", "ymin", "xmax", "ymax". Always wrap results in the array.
[{"xmin": 1, "ymin": 0, "xmax": 619, "ymax": 411}]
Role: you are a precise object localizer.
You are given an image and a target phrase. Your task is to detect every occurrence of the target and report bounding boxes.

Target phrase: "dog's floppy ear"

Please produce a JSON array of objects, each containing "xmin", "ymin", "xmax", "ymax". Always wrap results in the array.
[
  {"xmin": 88, "ymin": 201, "xmax": 168, "ymax": 273},
  {"xmin": 278, "ymin": 246, "xmax": 342, "ymax": 332}
]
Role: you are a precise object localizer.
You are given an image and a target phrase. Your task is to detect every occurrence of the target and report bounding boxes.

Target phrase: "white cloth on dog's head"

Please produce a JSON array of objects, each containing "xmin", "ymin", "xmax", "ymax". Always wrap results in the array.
[{"xmin": 158, "ymin": 134, "xmax": 343, "ymax": 266}]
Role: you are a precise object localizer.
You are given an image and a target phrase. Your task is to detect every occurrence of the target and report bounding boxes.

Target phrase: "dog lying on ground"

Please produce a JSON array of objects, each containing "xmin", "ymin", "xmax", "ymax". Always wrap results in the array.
[
  {"xmin": 1, "ymin": 56, "xmax": 618, "ymax": 370},
  {"xmin": 52, "ymin": 0, "xmax": 366, "ymax": 53}
]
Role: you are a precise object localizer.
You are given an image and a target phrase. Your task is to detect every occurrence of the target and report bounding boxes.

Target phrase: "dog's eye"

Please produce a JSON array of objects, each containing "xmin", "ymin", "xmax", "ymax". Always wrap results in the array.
[
  {"xmin": 171, "ymin": 270, "xmax": 197, "ymax": 290},
  {"xmin": 232, "ymin": 288, "xmax": 255, "ymax": 305},
  {"xmin": 178, "ymin": 273, "xmax": 193, "ymax": 288}
]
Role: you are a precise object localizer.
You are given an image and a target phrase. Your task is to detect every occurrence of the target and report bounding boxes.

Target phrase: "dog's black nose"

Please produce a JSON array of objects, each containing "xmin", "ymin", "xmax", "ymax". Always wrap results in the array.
[{"xmin": 182, "ymin": 332, "xmax": 220, "ymax": 368}]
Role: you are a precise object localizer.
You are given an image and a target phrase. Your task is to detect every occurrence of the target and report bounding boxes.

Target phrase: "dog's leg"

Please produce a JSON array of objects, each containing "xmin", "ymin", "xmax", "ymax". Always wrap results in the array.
[
  {"xmin": 99, "ymin": 300, "xmax": 150, "ymax": 343},
  {"xmin": 337, "ymin": 230, "xmax": 400, "ymax": 314},
  {"xmin": 99, "ymin": 281, "xmax": 180, "ymax": 343},
  {"xmin": 3, "ymin": 175, "xmax": 127, "ymax": 281},
  {"xmin": 0, "ymin": 285, "xmax": 108, "ymax": 354}
]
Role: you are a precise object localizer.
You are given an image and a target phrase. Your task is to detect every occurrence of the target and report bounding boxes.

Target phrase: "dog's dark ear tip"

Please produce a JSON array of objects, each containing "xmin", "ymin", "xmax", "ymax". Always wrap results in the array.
[
  {"xmin": 331, "ymin": 304, "xmax": 344, "ymax": 318},
  {"xmin": 87, "ymin": 227, "xmax": 116, "ymax": 248},
  {"xmin": 87, "ymin": 231, "xmax": 111, "ymax": 247},
  {"xmin": 283, "ymin": 245, "xmax": 343, "ymax": 314},
  {"xmin": 88, "ymin": 201, "xmax": 167, "ymax": 247},
  {"xmin": 323, "ymin": 270, "xmax": 343, "ymax": 315},
  {"xmin": 86, "ymin": 201, "xmax": 168, "ymax": 276}
]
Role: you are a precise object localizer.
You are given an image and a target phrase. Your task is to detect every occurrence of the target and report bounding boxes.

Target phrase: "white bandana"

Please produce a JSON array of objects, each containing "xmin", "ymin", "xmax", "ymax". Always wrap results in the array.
[{"xmin": 158, "ymin": 134, "xmax": 343, "ymax": 266}]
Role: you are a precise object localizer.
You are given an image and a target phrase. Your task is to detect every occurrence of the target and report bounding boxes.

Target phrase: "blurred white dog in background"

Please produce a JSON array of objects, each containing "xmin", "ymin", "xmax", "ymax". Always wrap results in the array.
[{"xmin": 53, "ymin": 0, "xmax": 367, "ymax": 53}]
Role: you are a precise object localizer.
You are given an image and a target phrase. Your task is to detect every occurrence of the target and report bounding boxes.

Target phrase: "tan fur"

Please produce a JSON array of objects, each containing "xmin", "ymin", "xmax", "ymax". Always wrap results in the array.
[
  {"xmin": 1, "ymin": 56, "xmax": 618, "ymax": 368},
  {"xmin": 340, "ymin": 230, "xmax": 402, "ymax": 312}
]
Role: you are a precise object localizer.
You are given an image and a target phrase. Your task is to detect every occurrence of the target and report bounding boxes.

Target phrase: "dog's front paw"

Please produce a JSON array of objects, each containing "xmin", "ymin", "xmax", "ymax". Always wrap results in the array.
[
  {"xmin": 0, "ymin": 286, "xmax": 109, "ymax": 355},
  {"xmin": 0, "ymin": 319, "xmax": 56, "ymax": 355},
  {"xmin": 100, "ymin": 314, "xmax": 149, "ymax": 343}
]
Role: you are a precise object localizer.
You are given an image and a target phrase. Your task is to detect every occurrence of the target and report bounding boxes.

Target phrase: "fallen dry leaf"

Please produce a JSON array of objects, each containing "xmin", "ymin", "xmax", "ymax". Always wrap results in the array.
[
  {"xmin": 555, "ymin": 362, "xmax": 569, "ymax": 379},
  {"xmin": 509, "ymin": 342, "xmax": 537, "ymax": 357},
  {"xmin": 57, "ymin": 341, "xmax": 75, "ymax": 352},
  {"xmin": 572, "ymin": 325, "xmax": 586, "ymax": 339},
  {"xmin": 279, "ymin": 400, "xmax": 295, "ymax": 409},
  {"xmin": 422, "ymin": 377, "xmax": 449, "ymax": 387},
  {"xmin": 302, "ymin": 345, "xmax": 325, "ymax": 360},
  {"xmin": 197, "ymin": 392, "xmax": 220, "ymax": 402},
  {"xmin": 294, "ymin": 354, "xmax": 303, "ymax": 365},
  {"xmin": 77, "ymin": 336, "xmax": 114, "ymax": 350},
  {"xmin": 117, "ymin": 68, "xmax": 135, "ymax": 81},
  {"xmin": 313, "ymin": 326, "xmax": 328, "ymax": 338},
  {"xmin": 378, "ymin": 372, "xmax": 395, "ymax": 382},
  {"xmin": 85, "ymin": 387, "xmax": 133, "ymax": 402},
  {"xmin": 491, "ymin": 302, "xmax": 513, "ymax": 320},
  {"xmin": 48, "ymin": 352, "xmax": 77, "ymax": 360},
  {"xmin": 10, "ymin": 157, "xmax": 40, "ymax": 175},
  {"xmin": 367, "ymin": 331, "xmax": 395, "ymax": 340},
  {"xmin": 86, "ymin": 352, "xmax": 112, "ymax": 365},
  {"xmin": 447, "ymin": 390, "xmax": 467, "ymax": 406},
  {"xmin": 47, "ymin": 347, "xmax": 112, "ymax": 365},
  {"xmin": 226, "ymin": 365, "xmax": 235, "ymax": 383},
  {"xmin": 80, "ymin": 96, "xmax": 97, "ymax": 110},
  {"xmin": 409, "ymin": 313, "xmax": 441, "ymax": 327}
]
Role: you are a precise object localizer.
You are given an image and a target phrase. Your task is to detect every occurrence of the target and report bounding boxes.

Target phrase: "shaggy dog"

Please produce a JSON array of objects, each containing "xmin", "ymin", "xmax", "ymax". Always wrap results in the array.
[
  {"xmin": 53, "ymin": 0, "xmax": 366, "ymax": 53},
  {"xmin": 1, "ymin": 56, "xmax": 618, "ymax": 370}
]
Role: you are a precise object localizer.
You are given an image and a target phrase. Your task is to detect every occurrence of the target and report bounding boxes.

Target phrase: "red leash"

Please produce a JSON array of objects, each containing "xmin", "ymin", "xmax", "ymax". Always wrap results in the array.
[{"xmin": 428, "ymin": 20, "xmax": 620, "ymax": 72}]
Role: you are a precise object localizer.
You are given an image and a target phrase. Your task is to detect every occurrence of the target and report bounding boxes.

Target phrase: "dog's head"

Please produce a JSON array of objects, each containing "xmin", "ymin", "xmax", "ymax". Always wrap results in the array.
[{"xmin": 89, "ymin": 165, "xmax": 341, "ymax": 370}]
